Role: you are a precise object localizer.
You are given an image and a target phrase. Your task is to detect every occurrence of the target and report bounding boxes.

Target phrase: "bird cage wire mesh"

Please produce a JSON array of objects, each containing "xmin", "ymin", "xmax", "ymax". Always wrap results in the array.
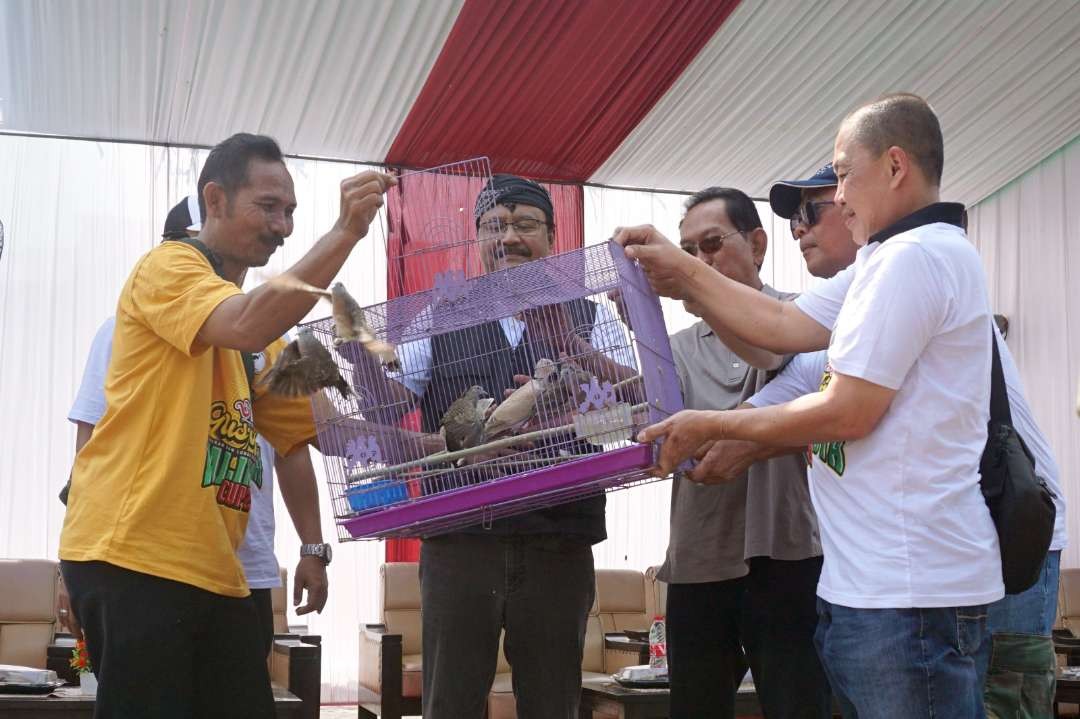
[{"xmin": 302, "ymin": 157, "xmax": 683, "ymax": 540}]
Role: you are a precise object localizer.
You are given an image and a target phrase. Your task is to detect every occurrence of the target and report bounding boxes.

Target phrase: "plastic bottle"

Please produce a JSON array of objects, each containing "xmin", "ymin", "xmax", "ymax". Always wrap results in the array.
[{"xmin": 648, "ymin": 614, "xmax": 667, "ymax": 670}]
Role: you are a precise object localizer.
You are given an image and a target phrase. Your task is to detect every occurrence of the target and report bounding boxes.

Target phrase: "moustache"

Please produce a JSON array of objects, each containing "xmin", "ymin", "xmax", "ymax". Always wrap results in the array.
[
  {"xmin": 494, "ymin": 244, "xmax": 531, "ymax": 260},
  {"xmin": 261, "ymin": 235, "xmax": 285, "ymax": 248}
]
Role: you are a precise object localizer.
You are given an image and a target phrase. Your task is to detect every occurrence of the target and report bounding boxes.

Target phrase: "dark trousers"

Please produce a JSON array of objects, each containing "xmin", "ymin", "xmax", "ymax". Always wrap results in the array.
[
  {"xmin": 250, "ymin": 587, "xmax": 274, "ymax": 658},
  {"xmin": 666, "ymin": 556, "xmax": 831, "ymax": 719},
  {"xmin": 60, "ymin": 560, "xmax": 274, "ymax": 719},
  {"xmin": 419, "ymin": 533, "xmax": 596, "ymax": 719}
]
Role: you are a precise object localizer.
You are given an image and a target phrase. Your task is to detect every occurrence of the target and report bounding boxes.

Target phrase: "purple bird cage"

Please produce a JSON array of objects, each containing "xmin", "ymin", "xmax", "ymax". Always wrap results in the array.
[{"xmin": 302, "ymin": 158, "xmax": 682, "ymax": 540}]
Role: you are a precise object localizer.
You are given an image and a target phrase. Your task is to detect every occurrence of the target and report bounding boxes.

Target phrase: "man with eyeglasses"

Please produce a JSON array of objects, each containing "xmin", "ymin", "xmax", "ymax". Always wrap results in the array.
[
  {"xmin": 660, "ymin": 187, "xmax": 830, "ymax": 719},
  {"xmin": 345, "ymin": 173, "xmax": 632, "ymax": 719}
]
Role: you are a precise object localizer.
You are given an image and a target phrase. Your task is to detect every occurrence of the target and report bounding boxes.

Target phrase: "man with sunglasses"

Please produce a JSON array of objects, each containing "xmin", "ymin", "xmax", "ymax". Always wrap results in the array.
[{"xmin": 660, "ymin": 187, "xmax": 830, "ymax": 719}]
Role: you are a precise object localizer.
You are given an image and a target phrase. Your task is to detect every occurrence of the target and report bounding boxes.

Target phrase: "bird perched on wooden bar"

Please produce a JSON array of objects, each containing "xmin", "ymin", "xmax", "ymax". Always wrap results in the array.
[
  {"xmin": 440, "ymin": 385, "xmax": 494, "ymax": 453},
  {"xmin": 484, "ymin": 358, "xmax": 559, "ymax": 439},
  {"xmin": 261, "ymin": 327, "xmax": 351, "ymax": 399}
]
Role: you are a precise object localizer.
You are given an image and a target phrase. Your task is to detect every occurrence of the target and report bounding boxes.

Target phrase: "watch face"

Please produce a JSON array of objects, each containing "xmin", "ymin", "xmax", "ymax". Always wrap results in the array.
[{"xmin": 322, "ymin": 543, "xmax": 333, "ymax": 563}]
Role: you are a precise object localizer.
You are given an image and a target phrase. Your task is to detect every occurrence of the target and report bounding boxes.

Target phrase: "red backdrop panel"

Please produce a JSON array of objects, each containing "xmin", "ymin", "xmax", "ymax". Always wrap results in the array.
[{"xmin": 385, "ymin": 0, "xmax": 740, "ymax": 181}]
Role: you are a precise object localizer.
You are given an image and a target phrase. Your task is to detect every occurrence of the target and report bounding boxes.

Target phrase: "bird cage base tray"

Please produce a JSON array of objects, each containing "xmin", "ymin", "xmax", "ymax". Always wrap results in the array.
[{"xmin": 338, "ymin": 443, "xmax": 655, "ymax": 539}]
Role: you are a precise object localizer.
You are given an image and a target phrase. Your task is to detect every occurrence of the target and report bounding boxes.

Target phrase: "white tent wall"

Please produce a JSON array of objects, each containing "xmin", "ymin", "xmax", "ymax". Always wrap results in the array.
[
  {"xmin": 967, "ymin": 135, "xmax": 1080, "ymax": 569},
  {"xmin": 3, "ymin": 131, "xmax": 1079, "ymax": 702}
]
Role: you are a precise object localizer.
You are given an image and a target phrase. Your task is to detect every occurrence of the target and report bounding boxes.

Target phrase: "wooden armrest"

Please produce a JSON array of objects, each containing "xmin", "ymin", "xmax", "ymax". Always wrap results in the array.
[
  {"xmin": 358, "ymin": 623, "xmax": 403, "ymax": 702},
  {"xmin": 270, "ymin": 638, "xmax": 321, "ymax": 719}
]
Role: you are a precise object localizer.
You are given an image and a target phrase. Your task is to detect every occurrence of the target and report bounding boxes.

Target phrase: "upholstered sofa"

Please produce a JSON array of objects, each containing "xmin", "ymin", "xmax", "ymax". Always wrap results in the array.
[{"xmin": 358, "ymin": 561, "xmax": 666, "ymax": 719}]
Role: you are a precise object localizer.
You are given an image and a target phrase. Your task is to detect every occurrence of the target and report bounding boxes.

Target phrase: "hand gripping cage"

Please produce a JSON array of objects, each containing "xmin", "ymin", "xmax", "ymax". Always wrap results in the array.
[{"xmin": 305, "ymin": 159, "xmax": 682, "ymax": 540}]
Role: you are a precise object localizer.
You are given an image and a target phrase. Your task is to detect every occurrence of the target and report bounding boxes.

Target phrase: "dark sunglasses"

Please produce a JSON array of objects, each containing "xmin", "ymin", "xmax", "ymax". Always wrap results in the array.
[
  {"xmin": 789, "ymin": 200, "xmax": 835, "ymax": 238},
  {"xmin": 681, "ymin": 228, "xmax": 744, "ymax": 256}
]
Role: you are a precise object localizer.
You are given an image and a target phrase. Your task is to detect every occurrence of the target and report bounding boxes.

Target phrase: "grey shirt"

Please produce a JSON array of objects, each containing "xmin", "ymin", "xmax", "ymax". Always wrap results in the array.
[{"xmin": 658, "ymin": 285, "xmax": 821, "ymax": 584}]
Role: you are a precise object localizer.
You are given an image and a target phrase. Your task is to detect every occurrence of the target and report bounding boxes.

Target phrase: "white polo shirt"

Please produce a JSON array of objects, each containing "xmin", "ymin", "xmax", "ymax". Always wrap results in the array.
[
  {"xmin": 748, "ymin": 343, "xmax": 1066, "ymax": 555},
  {"xmin": 781, "ymin": 206, "xmax": 1004, "ymax": 608}
]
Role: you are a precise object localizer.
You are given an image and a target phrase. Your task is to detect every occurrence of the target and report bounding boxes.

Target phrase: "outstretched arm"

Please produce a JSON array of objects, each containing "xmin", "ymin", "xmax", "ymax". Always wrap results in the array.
[
  {"xmin": 198, "ymin": 172, "xmax": 396, "ymax": 352},
  {"xmin": 613, "ymin": 225, "xmax": 831, "ymax": 363},
  {"xmin": 640, "ymin": 372, "xmax": 894, "ymax": 477}
]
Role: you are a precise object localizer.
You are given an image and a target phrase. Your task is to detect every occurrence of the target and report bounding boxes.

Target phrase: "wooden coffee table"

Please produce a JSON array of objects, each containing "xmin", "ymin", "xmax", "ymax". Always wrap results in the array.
[
  {"xmin": 580, "ymin": 676, "xmax": 670, "ymax": 719},
  {"xmin": 0, "ymin": 684, "xmax": 302, "ymax": 718}
]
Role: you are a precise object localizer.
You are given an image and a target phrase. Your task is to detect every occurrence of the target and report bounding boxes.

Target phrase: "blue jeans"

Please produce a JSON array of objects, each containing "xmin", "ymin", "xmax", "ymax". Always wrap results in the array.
[
  {"xmin": 986, "ymin": 550, "xmax": 1060, "ymax": 636},
  {"xmin": 815, "ymin": 599, "xmax": 990, "ymax": 719}
]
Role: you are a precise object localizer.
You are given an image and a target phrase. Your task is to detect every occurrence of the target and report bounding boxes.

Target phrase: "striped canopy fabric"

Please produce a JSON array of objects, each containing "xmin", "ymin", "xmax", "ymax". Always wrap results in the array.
[{"xmin": 3, "ymin": 0, "xmax": 1079, "ymax": 207}]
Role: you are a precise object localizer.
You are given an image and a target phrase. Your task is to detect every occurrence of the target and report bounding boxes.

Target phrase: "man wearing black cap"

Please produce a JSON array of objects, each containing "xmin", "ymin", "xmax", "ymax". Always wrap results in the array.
[{"xmin": 350, "ymin": 174, "xmax": 632, "ymax": 719}]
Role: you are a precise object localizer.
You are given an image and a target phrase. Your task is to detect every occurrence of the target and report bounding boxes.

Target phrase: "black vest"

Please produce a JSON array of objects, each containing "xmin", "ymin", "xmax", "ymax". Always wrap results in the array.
[{"xmin": 419, "ymin": 298, "xmax": 607, "ymax": 543}]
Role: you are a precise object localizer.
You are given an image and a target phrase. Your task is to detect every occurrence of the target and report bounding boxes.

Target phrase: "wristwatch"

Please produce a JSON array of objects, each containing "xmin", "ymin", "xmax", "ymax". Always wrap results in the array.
[{"xmin": 300, "ymin": 543, "xmax": 333, "ymax": 565}]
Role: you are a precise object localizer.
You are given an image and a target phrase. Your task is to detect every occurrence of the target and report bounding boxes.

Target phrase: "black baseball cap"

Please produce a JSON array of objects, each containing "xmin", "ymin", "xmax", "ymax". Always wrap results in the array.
[
  {"xmin": 162, "ymin": 195, "xmax": 202, "ymax": 239},
  {"xmin": 768, "ymin": 163, "xmax": 838, "ymax": 219}
]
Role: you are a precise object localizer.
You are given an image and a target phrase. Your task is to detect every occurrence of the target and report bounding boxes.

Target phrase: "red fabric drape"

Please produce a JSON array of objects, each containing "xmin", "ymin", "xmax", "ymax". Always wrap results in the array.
[
  {"xmin": 383, "ymin": 173, "xmax": 583, "ymax": 562},
  {"xmin": 386, "ymin": 0, "xmax": 740, "ymax": 181}
]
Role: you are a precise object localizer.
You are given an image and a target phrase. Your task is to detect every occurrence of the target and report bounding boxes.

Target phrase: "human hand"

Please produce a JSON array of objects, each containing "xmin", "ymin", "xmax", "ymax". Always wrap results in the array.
[
  {"xmin": 607, "ymin": 289, "xmax": 634, "ymax": 331},
  {"xmin": 687, "ymin": 438, "xmax": 761, "ymax": 484},
  {"xmin": 293, "ymin": 556, "xmax": 329, "ymax": 615},
  {"xmin": 57, "ymin": 580, "xmax": 84, "ymax": 641},
  {"xmin": 612, "ymin": 225, "xmax": 706, "ymax": 301},
  {"xmin": 522, "ymin": 304, "xmax": 579, "ymax": 355},
  {"xmin": 637, "ymin": 409, "xmax": 723, "ymax": 477},
  {"xmin": 336, "ymin": 171, "xmax": 397, "ymax": 241}
]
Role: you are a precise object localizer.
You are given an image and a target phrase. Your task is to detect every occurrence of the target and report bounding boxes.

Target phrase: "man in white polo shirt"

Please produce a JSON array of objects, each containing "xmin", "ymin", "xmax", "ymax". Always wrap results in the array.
[
  {"xmin": 726, "ymin": 167, "xmax": 1065, "ymax": 717},
  {"xmin": 620, "ymin": 93, "xmax": 1001, "ymax": 716}
]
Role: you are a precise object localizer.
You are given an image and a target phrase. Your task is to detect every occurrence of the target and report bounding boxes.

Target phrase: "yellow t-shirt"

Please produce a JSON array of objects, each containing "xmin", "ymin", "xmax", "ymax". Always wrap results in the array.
[{"xmin": 60, "ymin": 242, "xmax": 317, "ymax": 597}]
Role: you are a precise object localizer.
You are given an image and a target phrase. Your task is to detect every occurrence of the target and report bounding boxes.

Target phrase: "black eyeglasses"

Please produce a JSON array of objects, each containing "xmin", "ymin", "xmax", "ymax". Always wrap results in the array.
[
  {"xmin": 478, "ymin": 218, "xmax": 548, "ymax": 239},
  {"xmin": 681, "ymin": 228, "xmax": 744, "ymax": 256},
  {"xmin": 789, "ymin": 200, "xmax": 835, "ymax": 238}
]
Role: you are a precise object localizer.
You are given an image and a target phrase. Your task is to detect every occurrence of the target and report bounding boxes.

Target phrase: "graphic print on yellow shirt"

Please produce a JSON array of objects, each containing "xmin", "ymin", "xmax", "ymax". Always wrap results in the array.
[
  {"xmin": 810, "ymin": 363, "xmax": 847, "ymax": 476},
  {"xmin": 59, "ymin": 242, "xmax": 317, "ymax": 597},
  {"xmin": 203, "ymin": 392, "xmax": 260, "ymax": 512}
]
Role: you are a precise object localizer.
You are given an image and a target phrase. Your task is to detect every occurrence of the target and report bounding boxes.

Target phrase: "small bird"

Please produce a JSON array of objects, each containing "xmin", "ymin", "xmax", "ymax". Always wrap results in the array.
[
  {"xmin": 329, "ymin": 283, "xmax": 401, "ymax": 373},
  {"xmin": 264, "ymin": 274, "xmax": 401, "ymax": 372},
  {"xmin": 261, "ymin": 327, "xmax": 351, "ymax": 399},
  {"xmin": 440, "ymin": 385, "xmax": 494, "ymax": 453},
  {"xmin": 484, "ymin": 358, "xmax": 559, "ymax": 438}
]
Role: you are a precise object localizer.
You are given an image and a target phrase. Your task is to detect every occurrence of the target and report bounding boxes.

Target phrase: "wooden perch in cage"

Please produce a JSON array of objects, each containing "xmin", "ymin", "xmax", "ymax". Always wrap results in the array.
[{"xmin": 347, "ymin": 400, "xmax": 652, "ymax": 484}]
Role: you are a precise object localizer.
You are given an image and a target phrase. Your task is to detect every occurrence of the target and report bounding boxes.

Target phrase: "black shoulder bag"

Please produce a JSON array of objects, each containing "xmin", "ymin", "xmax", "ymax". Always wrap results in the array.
[{"xmin": 979, "ymin": 326, "xmax": 1055, "ymax": 594}]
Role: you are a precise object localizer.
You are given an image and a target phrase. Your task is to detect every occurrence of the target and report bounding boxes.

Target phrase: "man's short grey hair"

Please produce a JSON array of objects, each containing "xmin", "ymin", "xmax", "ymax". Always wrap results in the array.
[{"xmin": 845, "ymin": 93, "xmax": 944, "ymax": 186}]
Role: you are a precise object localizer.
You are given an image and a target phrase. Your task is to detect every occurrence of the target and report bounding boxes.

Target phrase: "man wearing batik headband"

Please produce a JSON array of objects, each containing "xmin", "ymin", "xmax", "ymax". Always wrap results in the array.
[{"xmin": 346, "ymin": 174, "xmax": 632, "ymax": 719}]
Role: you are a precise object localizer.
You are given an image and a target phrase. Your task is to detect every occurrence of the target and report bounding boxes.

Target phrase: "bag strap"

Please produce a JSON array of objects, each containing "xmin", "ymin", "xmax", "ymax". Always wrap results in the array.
[
  {"xmin": 989, "ymin": 324, "xmax": 1012, "ymax": 426},
  {"xmin": 167, "ymin": 237, "xmax": 256, "ymax": 390}
]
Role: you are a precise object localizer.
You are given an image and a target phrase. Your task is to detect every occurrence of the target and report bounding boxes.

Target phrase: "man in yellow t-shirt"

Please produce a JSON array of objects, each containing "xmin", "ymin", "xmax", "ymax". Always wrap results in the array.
[{"xmin": 59, "ymin": 133, "xmax": 395, "ymax": 718}]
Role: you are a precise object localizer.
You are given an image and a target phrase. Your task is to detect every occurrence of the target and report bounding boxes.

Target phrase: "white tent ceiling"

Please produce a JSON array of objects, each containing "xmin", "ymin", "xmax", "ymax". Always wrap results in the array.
[
  {"xmin": 2, "ymin": 0, "xmax": 1079, "ymax": 206},
  {"xmin": 0, "ymin": 0, "xmax": 462, "ymax": 160},
  {"xmin": 593, "ymin": 0, "xmax": 1080, "ymax": 204}
]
